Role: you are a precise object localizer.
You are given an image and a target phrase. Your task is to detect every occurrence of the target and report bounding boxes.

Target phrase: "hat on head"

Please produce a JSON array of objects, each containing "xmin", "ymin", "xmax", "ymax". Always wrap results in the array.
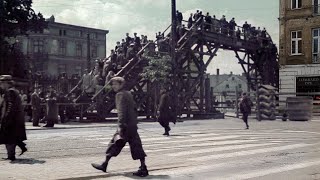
[
  {"xmin": 0, "ymin": 75, "xmax": 13, "ymax": 83},
  {"xmin": 110, "ymin": 76, "xmax": 125, "ymax": 84}
]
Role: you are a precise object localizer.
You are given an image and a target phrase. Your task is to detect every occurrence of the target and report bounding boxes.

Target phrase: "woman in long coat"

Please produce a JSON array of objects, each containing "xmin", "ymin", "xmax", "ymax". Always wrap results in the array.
[
  {"xmin": 158, "ymin": 90, "xmax": 176, "ymax": 136},
  {"xmin": 91, "ymin": 77, "xmax": 148, "ymax": 177},
  {"xmin": 0, "ymin": 75, "xmax": 27, "ymax": 161}
]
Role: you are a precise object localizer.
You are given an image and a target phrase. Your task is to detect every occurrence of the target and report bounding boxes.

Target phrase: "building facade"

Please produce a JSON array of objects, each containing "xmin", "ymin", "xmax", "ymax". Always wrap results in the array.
[
  {"xmin": 18, "ymin": 16, "xmax": 109, "ymax": 78},
  {"xmin": 279, "ymin": 0, "xmax": 320, "ymax": 103},
  {"xmin": 209, "ymin": 69, "xmax": 248, "ymax": 94}
]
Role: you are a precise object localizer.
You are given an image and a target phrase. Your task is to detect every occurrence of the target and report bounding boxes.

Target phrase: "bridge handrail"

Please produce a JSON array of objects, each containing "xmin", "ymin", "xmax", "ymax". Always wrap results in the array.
[{"xmin": 180, "ymin": 19, "xmax": 275, "ymax": 47}]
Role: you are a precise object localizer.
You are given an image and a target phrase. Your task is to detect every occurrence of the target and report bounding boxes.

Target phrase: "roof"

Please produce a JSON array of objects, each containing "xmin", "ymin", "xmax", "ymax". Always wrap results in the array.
[{"xmin": 48, "ymin": 21, "xmax": 109, "ymax": 34}]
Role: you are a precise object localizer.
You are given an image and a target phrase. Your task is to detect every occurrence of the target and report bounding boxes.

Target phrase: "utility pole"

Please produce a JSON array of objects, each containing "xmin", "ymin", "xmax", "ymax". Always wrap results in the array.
[
  {"xmin": 87, "ymin": 33, "xmax": 91, "ymax": 71},
  {"xmin": 171, "ymin": 0, "xmax": 178, "ymax": 116}
]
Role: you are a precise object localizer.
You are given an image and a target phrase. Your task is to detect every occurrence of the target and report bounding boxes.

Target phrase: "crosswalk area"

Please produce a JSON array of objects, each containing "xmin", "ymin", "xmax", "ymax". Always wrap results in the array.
[{"xmin": 85, "ymin": 127, "xmax": 320, "ymax": 179}]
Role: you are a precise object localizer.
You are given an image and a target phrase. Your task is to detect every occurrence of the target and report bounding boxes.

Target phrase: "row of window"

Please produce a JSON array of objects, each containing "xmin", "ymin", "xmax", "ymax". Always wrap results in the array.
[
  {"xmin": 291, "ymin": 28, "xmax": 320, "ymax": 63},
  {"xmin": 225, "ymin": 84, "xmax": 242, "ymax": 89},
  {"xmin": 291, "ymin": 0, "xmax": 320, "ymax": 14},
  {"xmin": 33, "ymin": 40, "xmax": 98, "ymax": 57},
  {"xmin": 58, "ymin": 64, "xmax": 82, "ymax": 75},
  {"xmin": 58, "ymin": 29, "xmax": 98, "ymax": 39}
]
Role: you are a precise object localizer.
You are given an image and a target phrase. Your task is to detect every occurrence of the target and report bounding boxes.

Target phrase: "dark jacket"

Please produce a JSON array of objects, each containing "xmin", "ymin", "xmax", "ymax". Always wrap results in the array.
[
  {"xmin": 31, "ymin": 92, "xmax": 41, "ymax": 110},
  {"xmin": 115, "ymin": 90, "xmax": 138, "ymax": 135},
  {"xmin": 46, "ymin": 92, "xmax": 58, "ymax": 121},
  {"xmin": 158, "ymin": 92, "xmax": 176, "ymax": 124},
  {"xmin": 240, "ymin": 96, "xmax": 253, "ymax": 114},
  {"xmin": 0, "ymin": 88, "xmax": 27, "ymax": 144}
]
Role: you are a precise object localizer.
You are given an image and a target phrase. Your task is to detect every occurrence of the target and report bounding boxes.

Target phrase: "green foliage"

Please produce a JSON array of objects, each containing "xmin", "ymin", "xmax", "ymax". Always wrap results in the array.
[
  {"xmin": 140, "ymin": 54, "xmax": 172, "ymax": 84},
  {"xmin": 0, "ymin": 0, "xmax": 47, "ymax": 78}
]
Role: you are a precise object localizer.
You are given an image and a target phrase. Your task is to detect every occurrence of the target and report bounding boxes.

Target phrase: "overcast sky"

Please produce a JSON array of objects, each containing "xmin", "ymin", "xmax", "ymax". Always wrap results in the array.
[{"xmin": 32, "ymin": 0, "xmax": 279, "ymax": 75}]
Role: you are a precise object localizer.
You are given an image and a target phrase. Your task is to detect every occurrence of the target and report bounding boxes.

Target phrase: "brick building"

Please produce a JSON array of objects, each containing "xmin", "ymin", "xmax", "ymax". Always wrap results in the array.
[
  {"xmin": 18, "ymin": 15, "xmax": 109, "ymax": 78},
  {"xmin": 279, "ymin": 0, "xmax": 320, "ymax": 101}
]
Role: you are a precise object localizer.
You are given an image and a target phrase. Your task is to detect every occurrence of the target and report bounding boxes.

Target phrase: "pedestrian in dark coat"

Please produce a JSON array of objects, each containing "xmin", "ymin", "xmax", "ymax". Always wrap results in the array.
[
  {"xmin": 0, "ymin": 75, "xmax": 27, "ymax": 161},
  {"xmin": 43, "ymin": 86, "xmax": 58, "ymax": 127},
  {"xmin": 188, "ymin": 13, "xmax": 193, "ymax": 28},
  {"xmin": 91, "ymin": 77, "xmax": 148, "ymax": 177},
  {"xmin": 158, "ymin": 90, "xmax": 176, "ymax": 136},
  {"xmin": 31, "ymin": 88, "xmax": 41, "ymax": 126},
  {"xmin": 239, "ymin": 92, "xmax": 253, "ymax": 129},
  {"xmin": 176, "ymin": 10, "xmax": 183, "ymax": 26}
]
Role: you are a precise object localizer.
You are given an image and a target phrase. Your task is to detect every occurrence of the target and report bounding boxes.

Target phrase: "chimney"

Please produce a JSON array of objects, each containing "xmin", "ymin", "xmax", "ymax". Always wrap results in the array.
[
  {"xmin": 216, "ymin": 68, "xmax": 220, "ymax": 88},
  {"xmin": 230, "ymin": 71, "xmax": 233, "ymax": 75}
]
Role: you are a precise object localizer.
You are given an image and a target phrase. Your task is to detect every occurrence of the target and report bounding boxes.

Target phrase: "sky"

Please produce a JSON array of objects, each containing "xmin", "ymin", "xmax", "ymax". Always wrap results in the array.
[{"xmin": 31, "ymin": 0, "xmax": 279, "ymax": 75}]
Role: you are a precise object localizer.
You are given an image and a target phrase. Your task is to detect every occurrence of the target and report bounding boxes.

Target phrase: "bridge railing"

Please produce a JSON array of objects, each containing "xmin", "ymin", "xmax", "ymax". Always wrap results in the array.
[{"xmin": 180, "ymin": 19, "xmax": 275, "ymax": 47}]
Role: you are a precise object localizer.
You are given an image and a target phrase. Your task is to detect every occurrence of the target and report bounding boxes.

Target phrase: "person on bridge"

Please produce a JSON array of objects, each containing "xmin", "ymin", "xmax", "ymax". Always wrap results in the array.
[
  {"xmin": 158, "ymin": 89, "xmax": 176, "ymax": 136},
  {"xmin": 91, "ymin": 77, "xmax": 149, "ymax": 177},
  {"xmin": 0, "ymin": 75, "xmax": 28, "ymax": 161},
  {"xmin": 125, "ymin": 33, "xmax": 132, "ymax": 46},
  {"xmin": 204, "ymin": 12, "xmax": 212, "ymax": 31},
  {"xmin": 236, "ymin": 28, "xmax": 241, "ymax": 39},
  {"xmin": 188, "ymin": 13, "xmax": 193, "ymax": 28},
  {"xmin": 133, "ymin": 32, "xmax": 141, "ymax": 49},
  {"xmin": 242, "ymin": 21, "xmax": 250, "ymax": 40},
  {"xmin": 239, "ymin": 92, "xmax": 253, "ymax": 129},
  {"xmin": 229, "ymin": 17, "xmax": 237, "ymax": 37},
  {"xmin": 176, "ymin": 10, "xmax": 183, "ymax": 26}
]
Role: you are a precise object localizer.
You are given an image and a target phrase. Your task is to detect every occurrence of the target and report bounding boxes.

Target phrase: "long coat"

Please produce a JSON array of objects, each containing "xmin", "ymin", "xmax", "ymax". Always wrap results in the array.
[
  {"xmin": 115, "ymin": 90, "xmax": 138, "ymax": 138},
  {"xmin": 158, "ymin": 92, "xmax": 176, "ymax": 124},
  {"xmin": 240, "ymin": 96, "xmax": 253, "ymax": 114},
  {"xmin": 0, "ymin": 88, "xmax": 27, "ymax": 144}
]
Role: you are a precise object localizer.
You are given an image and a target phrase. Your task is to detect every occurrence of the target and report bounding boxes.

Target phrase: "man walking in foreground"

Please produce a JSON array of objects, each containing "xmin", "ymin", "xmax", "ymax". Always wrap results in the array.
[
  {"xmin": 91, "ymin": 77, "xmax": 149, "ymax": 177},
  {"xmin": 239, "ymin": 92, "xmax": 253, "ymax": 129},
  {"xmin": 0, "ymin": 75, "xmax": 27, "ymax": 161}
]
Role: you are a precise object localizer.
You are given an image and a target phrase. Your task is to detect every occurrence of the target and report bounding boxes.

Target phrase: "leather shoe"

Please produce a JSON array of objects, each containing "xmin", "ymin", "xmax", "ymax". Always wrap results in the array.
[
  {"xmin": 19, "ymin": 147, "xmax": 27, "ymax": 156},
  {"xmin": 91, "ymin": 163, "xmax": 107, "ymax": 172},
  {"xmin": 133, "ymin": 165, "xmax": 149, "ymax": 177}
]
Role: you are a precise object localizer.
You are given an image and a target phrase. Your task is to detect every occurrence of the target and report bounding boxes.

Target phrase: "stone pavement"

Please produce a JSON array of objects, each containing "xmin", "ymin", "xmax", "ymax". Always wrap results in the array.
[{"xmin": 1, "ymin": 117, "xmax": 320, "ymax": 179}]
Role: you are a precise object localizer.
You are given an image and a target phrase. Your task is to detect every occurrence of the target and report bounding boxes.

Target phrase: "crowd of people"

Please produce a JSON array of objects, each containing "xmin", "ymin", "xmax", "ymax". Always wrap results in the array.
[{"xmin": 176, "ymin": 10, "xmax": 270, "ymax": 45}]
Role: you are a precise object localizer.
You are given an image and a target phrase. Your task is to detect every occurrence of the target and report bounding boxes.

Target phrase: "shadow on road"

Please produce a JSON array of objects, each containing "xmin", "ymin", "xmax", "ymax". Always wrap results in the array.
[
  {"xmin": 123, "ymin": 172, "xmax": 170, "ymax": 179},
  {"xmin": 57, "ymin": 172, "xmax": 171, "ymax": 180},
  {"xmin": 10, "ymin": 158, "xmax": 46, "ymax": 164}
]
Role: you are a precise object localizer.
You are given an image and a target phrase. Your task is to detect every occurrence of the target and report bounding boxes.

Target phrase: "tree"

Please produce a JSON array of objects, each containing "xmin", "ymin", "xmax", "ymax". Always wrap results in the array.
[
  {"xmin": 140, "ymin": 53, "xmax": 172, "ymax": 117},
  {"xmin": 140, "ymin": 54, "xmax": 172, "ymax": 85},
  {"xmin": 0, "ymin": 0, "xmax": 47, "ymax": 78}
]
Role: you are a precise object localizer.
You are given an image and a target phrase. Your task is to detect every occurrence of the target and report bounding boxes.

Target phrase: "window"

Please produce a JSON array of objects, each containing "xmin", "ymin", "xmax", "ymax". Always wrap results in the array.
[
  {"xmin": 58, "ymin": 64, "xmax": 66, "ymax": 74},
  {"xmin": 63, "ymin": 30, "xmax": 66, "ymax": 36},
  {"xmin": 291, "ymin": 31, "xmax": 302, "ymax": 55},
  {"xmin": 91, "ymin": 33, "xmax": 97, "ymax": 39},
  {"xmin": 226, "ymin": 84, "xmax": 229, "ymax": 88},
  {"xmin": 59, "ymin": 40, "xmax": 66, "ymax": 55},
  {"xmin": 78, "ymin": 31, "xmax": 82, "ymax": 37},
  {"xmin": 75, "ymin": 66, "xmax": 82, "ymax": 76},
  {"xmin": 291, "ymin": 0, "xmax": 302, "ymax": 9},
  {"xmin": 91, "ymin": 45, "xmax": 97, "ymax": 57},
  {"xmin": 33, "ymin": 39, "xmax": 44, "ymax": 53},
  {"xmin": 239, "ymin": 84, "xmax": 242, "ymax": 88},
  {"xmin": 76, "ymin": 44, "xmax": 82, "ymax": 57},
  {"xmin": 313, "ymin": 28, "xmax": 320, "ymax": 63},
  {"xmin": 314, "ymin": 0, "xmax": 320, "ymax": 15}
]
